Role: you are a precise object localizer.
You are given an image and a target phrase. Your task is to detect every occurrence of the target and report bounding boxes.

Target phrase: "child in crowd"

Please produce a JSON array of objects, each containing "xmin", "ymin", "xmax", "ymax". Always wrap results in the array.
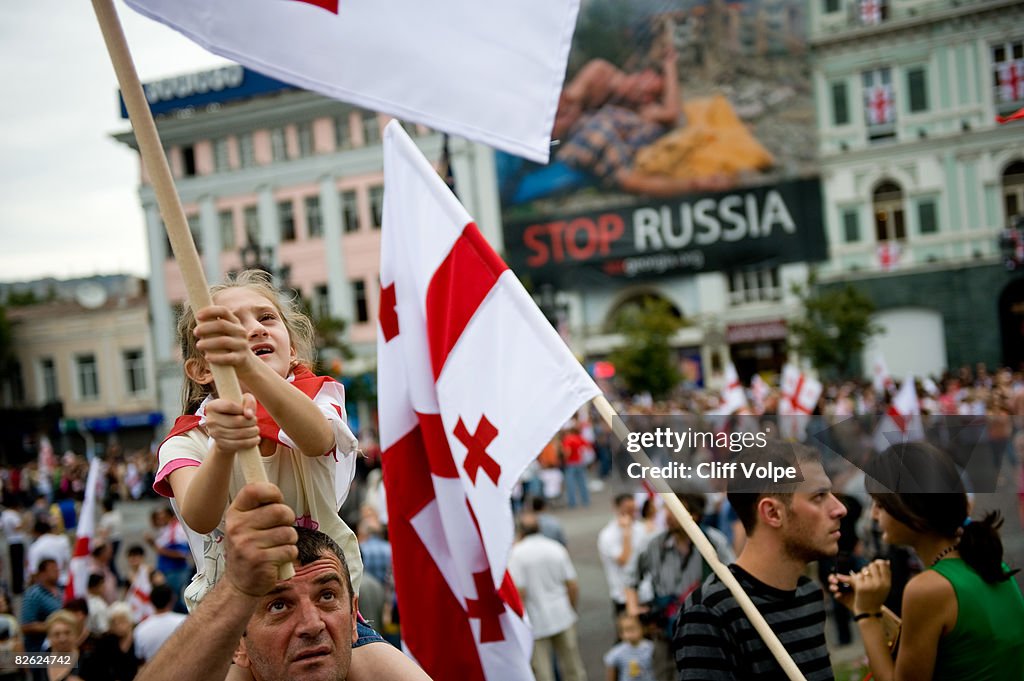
[
  {"xmin": 604, "ymin": 614, "xmax": 655, "ymax": 681},
  {"xmin": 154, "ymin": 270, "xmax": 362, "ymax": 609}
]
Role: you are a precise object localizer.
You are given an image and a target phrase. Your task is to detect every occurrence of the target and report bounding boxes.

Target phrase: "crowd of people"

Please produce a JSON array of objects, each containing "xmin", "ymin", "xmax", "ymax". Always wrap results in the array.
[{"xmin": 0, "ymin": 336, "xmax": 1021, "ymax": 680}]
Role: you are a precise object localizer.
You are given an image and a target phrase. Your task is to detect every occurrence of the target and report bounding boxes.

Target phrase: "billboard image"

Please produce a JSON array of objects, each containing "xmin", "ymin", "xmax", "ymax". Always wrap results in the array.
[{"xmin": 499, "ymin": 0, "xmax": 821, "ymax": 284}]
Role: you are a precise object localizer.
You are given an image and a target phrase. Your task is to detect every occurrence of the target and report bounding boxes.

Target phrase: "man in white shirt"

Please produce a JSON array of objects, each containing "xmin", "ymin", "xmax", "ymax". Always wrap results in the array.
[
  {"xmin": 508, "ymin": 513, "xmax": 586, "ymax": 681},
  {"xmin": 597, "ymin": 493, "xmax": 645, "ymax": 619},
  {"xmin": 133, "ymin": 583, "xmax": 186, "ymax": 662},
  {"xmin": 26, "ymin": 520, "xmax": 70, "ymax": 584}
]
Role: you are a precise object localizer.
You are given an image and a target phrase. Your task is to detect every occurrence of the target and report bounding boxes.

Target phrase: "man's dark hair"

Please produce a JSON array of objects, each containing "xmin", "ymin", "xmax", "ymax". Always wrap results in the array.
[
  {"xmin": 727, "ymin": 439, "xmax": 819, "ymax": 535},
  {"xmin": 34, "ymin": 520, "xmax": 51, "ymax": 535},
  {"xmin": 678, "ymin": 492, "xmax": 706, "ymax": 523},
  {"xmin": 36, "ymin": 558, "xmax": 57, "ymax": 574},
  {"xmin": 295, "ymin": 526, "xmax": 352, "ymax": 602},
  {"xmin": 613, "ymin": 493, "xmax": 633, "ymax": 508},
  {"xmin": 126, "ymin": 544, "xmax": 146, "ymax": 557},
  {"xmin": 150, "ymin": 584, "xmax": 175, "ymax": 611},
  {"xmin": 87, "ymin": 573, "xmax": 105, "ymax": 591},
  {"xmin": 517, "ymin": 513, "xmax": 541, "ymax": 538},
  {"xmin": 64, "ymin": 598, "xmax": 89, "ymax": 617},
  {"xmin": 530, "ymin": 496, "xmax": 547, "ymax": 513}
]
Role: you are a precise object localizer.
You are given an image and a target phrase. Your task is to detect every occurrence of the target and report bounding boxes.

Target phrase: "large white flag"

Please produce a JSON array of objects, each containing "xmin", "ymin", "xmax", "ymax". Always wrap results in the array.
[
  {"xmin": 378, "ymin": 121, "xmax": 599, "ymax": 679},
  {"xmin": 778, "ymin": 364, "xmax": 822, "ymax": 441},
  {"xmin": 125, "ymin": 0, "xmax": 579, "ymax": 162}
]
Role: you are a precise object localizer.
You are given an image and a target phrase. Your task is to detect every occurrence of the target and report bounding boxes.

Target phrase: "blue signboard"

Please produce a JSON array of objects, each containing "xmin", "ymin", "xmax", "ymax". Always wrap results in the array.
[{"xmin": 120, "ymin": 66, "xmax": 295, "ymax": 118}]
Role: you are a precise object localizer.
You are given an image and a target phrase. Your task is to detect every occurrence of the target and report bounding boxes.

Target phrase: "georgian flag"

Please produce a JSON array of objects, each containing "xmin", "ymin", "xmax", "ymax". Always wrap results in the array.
[
  {"xmin": 778, "ymin": 364, "xmax": 822, "ymax": 441},
  {"xmin": 128, "ymin": 563, "xmax": 155, "ymax": 624},
  {"xmin": 125, "ymin": 0, "xmax": 580, "ymax": 163},
  {"xmin": 871, "ymin": 353, "xmax": 897, "ymax": 396},
  {"xmin": 378, "ymin": 121, "xmax": 599, "ymax": 679},
  {"xmin": 866, "ymin": 83, "xmax": 895, "ymax": 126},
  {"xmin": 65, "ymin": 457, "xmax": 103, "ymax": 601},
  {"xmin": 873, "ymin": 376, "xmax": 925, "ymax": 453},
  {"xmin": 860, "ymin": 0, "xmax": 882, "ymax": 25},
  {"xmin": 715, "ymin": 362, "xmax": 749, "ymax": 415},
  {"xmin": 997, "ymin": 59, "xmax": 1024, "ymax": 103},
  {"xmin": 750, "ymin": 373, "xmax": 769, "ymax": 414}
]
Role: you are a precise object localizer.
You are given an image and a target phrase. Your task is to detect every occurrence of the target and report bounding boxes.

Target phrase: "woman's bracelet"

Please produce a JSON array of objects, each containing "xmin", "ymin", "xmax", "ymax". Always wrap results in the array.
[{"xmin": 853, "ymin": 612, "xmax": 883, "ymax": 622}]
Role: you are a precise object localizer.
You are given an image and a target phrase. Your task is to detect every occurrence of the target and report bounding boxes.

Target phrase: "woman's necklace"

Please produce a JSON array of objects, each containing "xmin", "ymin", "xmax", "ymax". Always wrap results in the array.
[{"xmin": 930, "ymin": 543, "xmax": 958, "ymax": 567}]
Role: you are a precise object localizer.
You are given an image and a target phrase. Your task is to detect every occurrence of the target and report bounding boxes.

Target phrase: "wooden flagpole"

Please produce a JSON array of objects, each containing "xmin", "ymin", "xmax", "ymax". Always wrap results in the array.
[
  {"xmin": 591, "ymin": 395, "xmax": 805, "ymax": 681},
  {"xmin": 91, "ymin": 0, "xmax": 293, "ymax": 579}
]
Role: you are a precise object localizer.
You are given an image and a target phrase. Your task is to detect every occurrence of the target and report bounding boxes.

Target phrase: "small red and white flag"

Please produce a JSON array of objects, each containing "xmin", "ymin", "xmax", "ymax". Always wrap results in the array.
[
  {"xmin": 871, "ymin": 353, "xmax": 897, "ymax": 396},
  {"xmin": 128, "ymin": 564, "xmax": 155, "ymax": 624},
  {"xmin": 378, "ymin": 122, "xmax": 599, "ymax": 679},
  {"xmin": 65, "ymin": 457, "xmax": 103, "ymax": 601},
  {"xmin": 751, "ymin": 374, "xmax": 769, "ymax": 414},
  {"xmin": 125, "ymin": 0, "xmax": 579, "ymax": 163},
  {"xmin": 778, "ymin": 364, "xmax": 822, "ymax": 441},
  {"xmin": 873, "ymin": 376, "xmax": 924, "ymax": 452},
  {"xmin": 715, "ymin": 362, "xmax": 748, "ymax": 415},
  {"xmin": 877, "ymin": 241, "xmax": 902, "ymax": 271},
  {"xmin": 866, "ymin": 83, "xmax": 895, "ymax": 126},
  {"xmin": 860, "ymin": 0, "xmax": 883, "ymax": 25},
  {"xmin": 997, "ymin": 59, "xmax": 1024, "ymax": 103}
]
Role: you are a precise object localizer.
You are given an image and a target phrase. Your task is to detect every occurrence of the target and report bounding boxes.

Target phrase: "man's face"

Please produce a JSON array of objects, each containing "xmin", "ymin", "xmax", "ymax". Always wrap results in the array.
[
  {"xmin": 778, "ymin": 461, "xmax": 847, "ymax": 562},
  {"xmin": 239, "ymin": 554, "xmax": 358, "ymax": 681}
]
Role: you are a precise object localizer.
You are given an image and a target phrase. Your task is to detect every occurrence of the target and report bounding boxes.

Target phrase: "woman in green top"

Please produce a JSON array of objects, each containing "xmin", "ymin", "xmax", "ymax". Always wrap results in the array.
[{"xmin": 830, "ymin": 441, "xmax": 1024, "ymax": 681}]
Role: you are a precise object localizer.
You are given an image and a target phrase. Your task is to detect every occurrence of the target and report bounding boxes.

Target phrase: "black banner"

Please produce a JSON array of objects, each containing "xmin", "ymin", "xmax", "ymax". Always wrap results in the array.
[{"xmin": 503, "ymin": 178, "xmax": 826, "ymax": 285}]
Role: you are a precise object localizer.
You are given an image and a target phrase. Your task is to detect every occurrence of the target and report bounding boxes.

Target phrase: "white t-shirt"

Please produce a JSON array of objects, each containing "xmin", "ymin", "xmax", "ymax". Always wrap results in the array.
[
  {"xmin": 133, "ymin": 611, "xmax": 187, "ymax": 661},
  {"xmin": 26, "ymin": 533, "xmax": 70, "ymax": 576},
  {"xmin": 0, "ymin": 509, "xmax": 25, "ymax": 544},
  {"xmin": 156, "ymin": 428, "xmax": 362, "ymax": 609},
  {"xmin": 508, "ymin": 534, "xmax": 577, "ymax": 639},
  {"xmin": 597, "ymin": 519, "xmax": 646, "ymax": 604}
]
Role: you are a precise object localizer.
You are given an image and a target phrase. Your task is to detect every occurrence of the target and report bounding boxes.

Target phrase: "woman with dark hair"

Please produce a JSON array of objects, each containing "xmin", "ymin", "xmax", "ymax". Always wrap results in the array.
[{"xmin": 829, "ymin": 442, "xmax": 1024, "ymax": 681}]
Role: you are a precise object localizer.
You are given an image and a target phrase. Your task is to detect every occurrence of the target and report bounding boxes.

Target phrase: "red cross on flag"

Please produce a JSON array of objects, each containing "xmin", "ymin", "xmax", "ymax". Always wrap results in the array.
[
  {"xmin": 715, "ymin": 362, "xmax": 749, "ymax": 415},
  {"xmin": 65, "ymin": 457, "xmax": 104, "ymax": 601},
  {"xmin": 866, "ymin": 83, "xmax": 895, "ymax": 126},
  {"xmin": 778, "ymin": 364, "xmax": 822, "ymax": 441},
  {"xmin": 877, "ymin": 241, "xmax": 901, "ymax": 271},
  {"xmin": 873, "ymin": 376, "xmax": 925, "ymax": 453},
  {"xmin": 125, "ymin": 0, "xmax": 580, "ymax": 163},
  {"xmin": 378, "ymin": 121, "xmax": 600, "ymax": 679},
  {"xmin": 998, "ymin": 60, "xmax": 1024, "ymax": 103},
  {"xmin": 860, "ymin": 0, "xmax": 882, "ymax": 25}
]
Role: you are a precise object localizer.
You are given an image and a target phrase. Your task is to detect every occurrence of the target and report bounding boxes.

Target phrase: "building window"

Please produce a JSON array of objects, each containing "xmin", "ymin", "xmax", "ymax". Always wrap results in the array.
[
  {"xmin": 1002, "ymin": 160, "xmax": 1024, "ymax": 223},
  {"xmin": 75, "ymin": 354, "xmax": 99, "ymax": 400},
  {"xmin": 830, "ymin": 81, "xmax": 849, "ymax": 126},
  {"xmin": 917, "ymin": 199, "xmax": 938, "ymax": 235},
  {"xmin": 335, "ymin": 114, "xmax": 352, "ymax": 149},
  {"xmin": 873, "ymin": 181, "xmax": 905, "ymax": 242},
  {"xmin": 863, "ymin": 68, "xmax": 895, "ymax": 141},
  {"xmin": 858, "ymin": 0, "xmax": 887, "ymax": 25},
  {"xmin": 341, "ymin": 190, "xmax": 359, "ymax": 233},
  {"xmin": 312, "ymin": 284, "xmax": 330, "ymax": 320},
  {"xmin": 7, "ymin": 361, "xmax": 24, "ymax": 405},
  {"xmin": 352, "ymin": 280, "xmax": 369, "ymax": 323},
  {"xmin": 123, "ymin": 349, "xmax": 146, "ymax": 395},
  {"xmin": 276, "ymin": 200, "xmax": 295, "ymax": 241},
  {"xmin": 243, "ymin": 205, "xmax": 260, "ymax": 245},
  {"xmin": 369, "ymin": 185, "xmax": 384, "ymax": 228},
  {"xmin": 213, "ymin": 137, "xmax": 231, "ymax": 172},
  {"xmin": 186, "ymin": 214, "xmax": 203, "ymax": 254},
  {"xmin": 906, "ymin": 67, "xmax": 929, "ymax": 113},
  {"xmin": 727, "ymin": 268, "xmax": 781, "ymax": 305},
  {"xmin": 841, "ymin": 208, "xmax": 860, "ymax": 243},
  {"xmin": 992, "ymin": 41, "xmax": 1024, "ymax": 115},
  {"xmin": 181, "ymin": 145, "xmax": 197, "ymax": 177},
  {"xmin": 822, "ymin": 0, "xmax": 840, "ymax": 13},
  {"xmin": 239, "ymin": 132, "xmax": 256, "ymax": 168},
  {"xmin": 219, "ymin": 209, "xmax": 236, "ymax": 251},
  {"xmin": 297, "ymin": 122, "xmax": 314, "ymax": 157},
  {"xmin": 270, "ymin": 127, "xmax": 288, "ymax": 162},
  {"xmin": 39, "ymin": 357, "xmax": 58, "ymax": 403},
  {"xmin": 361, "ymin": 112, "xmax": 381, "ymax": 146},
  {"xmin": 305, "ymin": 196, "xmax": 323, "ymax": 238}
]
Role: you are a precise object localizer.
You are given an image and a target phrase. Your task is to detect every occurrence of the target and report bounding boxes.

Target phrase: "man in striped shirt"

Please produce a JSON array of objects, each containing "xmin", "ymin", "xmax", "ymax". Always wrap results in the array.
[{"xmin": 672, "ymin": 441, "xmax": 847, "ymax": 680}]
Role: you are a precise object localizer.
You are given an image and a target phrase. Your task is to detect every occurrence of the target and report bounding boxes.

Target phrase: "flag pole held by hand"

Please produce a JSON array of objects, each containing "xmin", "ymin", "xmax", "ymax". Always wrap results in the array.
[
  {"xmin": 591, "ymin": 394, "xmax": 805, "ymax": 681},
  {"xmin": 91, "ymin": 0, "xmax": 294, "ymax": 580}
]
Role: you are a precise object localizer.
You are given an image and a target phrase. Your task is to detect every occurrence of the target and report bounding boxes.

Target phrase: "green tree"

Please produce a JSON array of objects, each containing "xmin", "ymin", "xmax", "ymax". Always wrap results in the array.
[
  {"xmin": 608, "ymin": 297, "xmax": 684, "ymax": 399},
  {"xmin": 789, "ymin": 276, "xmax": 881, "ymax": 380}
]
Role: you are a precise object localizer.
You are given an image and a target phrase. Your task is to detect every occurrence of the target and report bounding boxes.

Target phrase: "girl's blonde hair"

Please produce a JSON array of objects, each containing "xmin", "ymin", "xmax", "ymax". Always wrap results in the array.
[
  {"xmin": 177, "ymin": 270, "xmax": 316, "ymax": 414},
  {"xmin": 45, "ymin": 610, "xmax": 81, "ymax": 636}
]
